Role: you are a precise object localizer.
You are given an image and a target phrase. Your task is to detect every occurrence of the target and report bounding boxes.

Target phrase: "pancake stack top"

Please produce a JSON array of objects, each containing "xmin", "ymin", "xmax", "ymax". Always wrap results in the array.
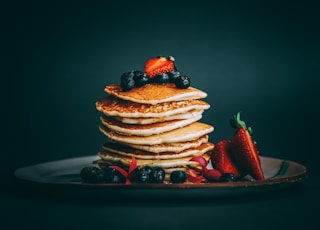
[{"xmin": 95, "ymin": 83, "xmax": 214, "ymax": 182}]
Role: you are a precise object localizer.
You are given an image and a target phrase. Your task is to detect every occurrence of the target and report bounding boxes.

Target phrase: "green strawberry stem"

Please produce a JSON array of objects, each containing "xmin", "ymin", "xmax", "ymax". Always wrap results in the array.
[{"xmin": 230, "ymin": 112, "xmax": 253, "ymax": 135}]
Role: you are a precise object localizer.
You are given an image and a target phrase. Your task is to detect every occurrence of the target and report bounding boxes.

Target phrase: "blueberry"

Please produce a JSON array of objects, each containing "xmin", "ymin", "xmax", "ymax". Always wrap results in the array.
[
  {"xmin": 132, "ymin": 166, "xmax": 153, "ymax": 183},
  {"xmin": 167, "ymin": 70, "xmax": 181, "ymax": 83},
  {"xmin": 170, "ymin": 170, "xmax": 187, "ymax": 183},
  {"xmin": 149, "ymin": 167, "xmax": 166, "ymax": 183},
  {"xmin": 153, "ymin": 73, "xmax": 170, "ymax": 84},
  {"xmin": 133, "ymin": 70, "xmax": 149, "ymax": 87},
  {"xmin": 219, "ymin": 173, "xmax": 238, "ymax": 182},
  {"xmin": 80, "ymin": 166, "xmax": 104, "ymax": 183},
  {"xmin": 95, "ymin": 170, "xmax": 106, "ymax": 183},
  {"xmin": 104, "ymin": 167, "xmax": 126, "ymax": 183},
  {"xmin": 142, "ymin": 166, "xmax": 153, "ymax": 174},
  {"xmin": 121, "ymin": 71, "xmax": 135, "ymax": 91},
  {"xmin": 175, "ymin": 75, "xmax": 191, "ymax": 89}
]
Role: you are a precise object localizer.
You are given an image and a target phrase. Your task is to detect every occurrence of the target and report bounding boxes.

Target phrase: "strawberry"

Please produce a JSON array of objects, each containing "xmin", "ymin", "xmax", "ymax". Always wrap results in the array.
[
  {"xmin": 144, "ymin": 56, "xmax": 175, "ymax": 78},
  {"xmin": 211, "ymin": 140, "xmax": 242, "ymax": 177},
  {"xmin": 229, "ymin": 112, "xmax": 265, "ymax": 180}
]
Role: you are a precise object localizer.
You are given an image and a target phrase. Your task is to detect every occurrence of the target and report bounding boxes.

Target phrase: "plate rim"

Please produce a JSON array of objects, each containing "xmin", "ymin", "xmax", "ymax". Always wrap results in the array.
[{"xmin": 13, "ymin": 155, "xmax": 308, "ymax": 190}]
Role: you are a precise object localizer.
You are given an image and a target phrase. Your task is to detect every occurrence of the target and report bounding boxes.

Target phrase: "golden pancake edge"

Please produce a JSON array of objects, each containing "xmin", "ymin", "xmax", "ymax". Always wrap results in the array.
[{"xmin": 105, "ymin": 83, "xmax": 207, "ymax": 105}]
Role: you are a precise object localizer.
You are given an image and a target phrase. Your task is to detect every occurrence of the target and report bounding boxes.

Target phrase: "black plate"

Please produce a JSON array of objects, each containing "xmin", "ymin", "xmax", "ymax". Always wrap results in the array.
[{"xmin": 14, "ymin": 156, "xmax": 307, "ymax": 199}]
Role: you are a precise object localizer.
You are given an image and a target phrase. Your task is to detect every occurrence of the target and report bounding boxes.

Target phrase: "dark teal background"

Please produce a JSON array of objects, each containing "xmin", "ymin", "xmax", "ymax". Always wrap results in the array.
[
  {"xmin": 1, "ymin": 1, "xmax": 319, "ymax": 229},
  {"xmin": 2, "ymin": 0, "xmax": 319, "ymax": 175}
]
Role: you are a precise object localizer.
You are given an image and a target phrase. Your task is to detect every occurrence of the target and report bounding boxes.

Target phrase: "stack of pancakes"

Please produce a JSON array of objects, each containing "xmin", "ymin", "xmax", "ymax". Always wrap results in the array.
[{"xmin": 94, "ymin": 83, "xmax": 214, "ymax": 182}]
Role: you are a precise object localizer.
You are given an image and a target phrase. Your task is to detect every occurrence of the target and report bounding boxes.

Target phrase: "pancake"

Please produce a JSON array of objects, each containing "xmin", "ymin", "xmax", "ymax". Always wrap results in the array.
[
  {"xmin": 96, "ymin": 151, "xmax": 211, "ymax": 169},
  {"xmin": 105, "ymin": 83, "xmax": 207, "ymax": 105},
  {"xmin": 94, "ymin": 76, "xmax": 214, "ymax": 183},
  {"xmin": 100, "ymin": 115, "xmax": 202, "ymax": 136},
  {"xmin": 96, "ymin": 96, "xmax": 210, "ymax": 118},
  {"xmin": 99, "ymin": 122, "xmax": 214, "ymax": 145},
  {"xmin": 112, "ymin": 109, "xmax": 204, "ymax": 124},
  {"xmin": 101, "ymin": 142, "xmax": 214, "ymax": 160},
  {"xmin": 124, "ymin": 135, "xmax": 208, "ymax": 153}
]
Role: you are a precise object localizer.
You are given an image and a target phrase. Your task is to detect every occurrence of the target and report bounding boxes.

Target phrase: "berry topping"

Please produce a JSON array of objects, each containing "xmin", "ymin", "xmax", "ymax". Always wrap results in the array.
[
  {"xmin": 133, "ymin": 70, "xmax": 150, "ymax": 87},
  {"xmin": 149, "ymin": 167, "xmax": 166, "ymax": 183},
  {"xmin": 118, "ymin": 56, "xmax": 191, "ymax": 91},
  {"xmin": 80, "ymin": 166, "xmax": 105, "ymax": 183},
  {"xmin": 103, "ymin": 166, "xmax": 126, "ymax": 183},
  {"xmin": 167, "ymin": 70, "xmax": 181, "ymax": 83},
  {"xmin": 153, "ymin": 73, "xmax": 170, "ymax": 84},
  {"xmin": 80, "ymin": 166, "xmax": 128, "ymax": 184},
  {"xmin": 127, "ymin": 165, "xmax": 166, "ymax": 183},
  {"xmin": 219, "ymin": 173, "xmax": 239, "ymax": 182},
  {"xmin": 174, "ymin": 75, "xmax": 191, "ymax": 89},
  {"xmin": 131, "ymin": 166, "xmax": 153, "ymax": 183},
  {"xmin": 120, "ymin": 71, "xmax": 135, "ymax": 91},
  {"xmin": 170, "ymin": 170, "xmax": 187, "ymax": 183},
  {"xmin": 144, "ymin": 56, "xmax": 175, "ymax": 78}
]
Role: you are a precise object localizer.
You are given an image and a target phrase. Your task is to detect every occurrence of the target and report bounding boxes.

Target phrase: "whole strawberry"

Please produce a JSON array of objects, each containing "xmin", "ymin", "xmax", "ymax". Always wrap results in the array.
[
  {"xmin": 211, "ymin": 140, "xmax": 242, "ymax": 177},
  {"xmin": 229, "ymin": 112, "xmax": 265, "ymax": 180}
]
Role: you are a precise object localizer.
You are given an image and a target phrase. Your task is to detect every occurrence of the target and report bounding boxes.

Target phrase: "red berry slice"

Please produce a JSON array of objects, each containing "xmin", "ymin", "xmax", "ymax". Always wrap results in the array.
[{"xmin": 144, "ymin": 56, "xmax": 175, "ymax": 78}]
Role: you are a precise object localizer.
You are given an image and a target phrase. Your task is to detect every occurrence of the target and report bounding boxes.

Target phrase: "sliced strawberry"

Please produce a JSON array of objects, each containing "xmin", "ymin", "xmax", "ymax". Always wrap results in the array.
[
  {"xmin": 144, "ymin": 56, "xmax": 175, "ymax": 78},
  {"xmin": 229, "ymin": 113, "xmax": 265, "ymax": 180},
  {"xmin": 211, "ymin": 140, "xmax": 242, "ymax": 177}
]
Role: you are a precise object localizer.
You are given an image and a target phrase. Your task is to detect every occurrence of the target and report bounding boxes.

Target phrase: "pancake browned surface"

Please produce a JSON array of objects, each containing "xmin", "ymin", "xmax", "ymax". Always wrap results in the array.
[
  {"xmin": 101, "ymin": 142, "xmax": 214, "ymax": 160},
  {"xmin": 100, "ymin": 115, "xmax": 202, "ymax": 136},
  {"xmin": 96, "ymin": 96, "xmax": 210, "ymax": 118},
  {"xmin": 99, "ymin": 122, "xmax": 214, "ymax": 145},
  {"xmin": 112, "ymin": 109, "xmax": 204, "ymax": 124},
  {"xmin": 125, "ymin": 135, "xmax": 209, "ymax": 153},
  {"xmin": 105, "ymin": 83, "xmax": 207, "ymax": 104},
  {"xmin": 96, "ymin": 151, "xmax": 211, "ymax": 169}
]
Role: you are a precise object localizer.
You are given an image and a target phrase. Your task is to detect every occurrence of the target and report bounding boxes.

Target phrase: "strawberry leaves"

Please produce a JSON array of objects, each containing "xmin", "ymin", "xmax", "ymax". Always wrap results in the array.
[{"xmin": 230, "ymin": 111, "xmax": 253, "ymax": 135}]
